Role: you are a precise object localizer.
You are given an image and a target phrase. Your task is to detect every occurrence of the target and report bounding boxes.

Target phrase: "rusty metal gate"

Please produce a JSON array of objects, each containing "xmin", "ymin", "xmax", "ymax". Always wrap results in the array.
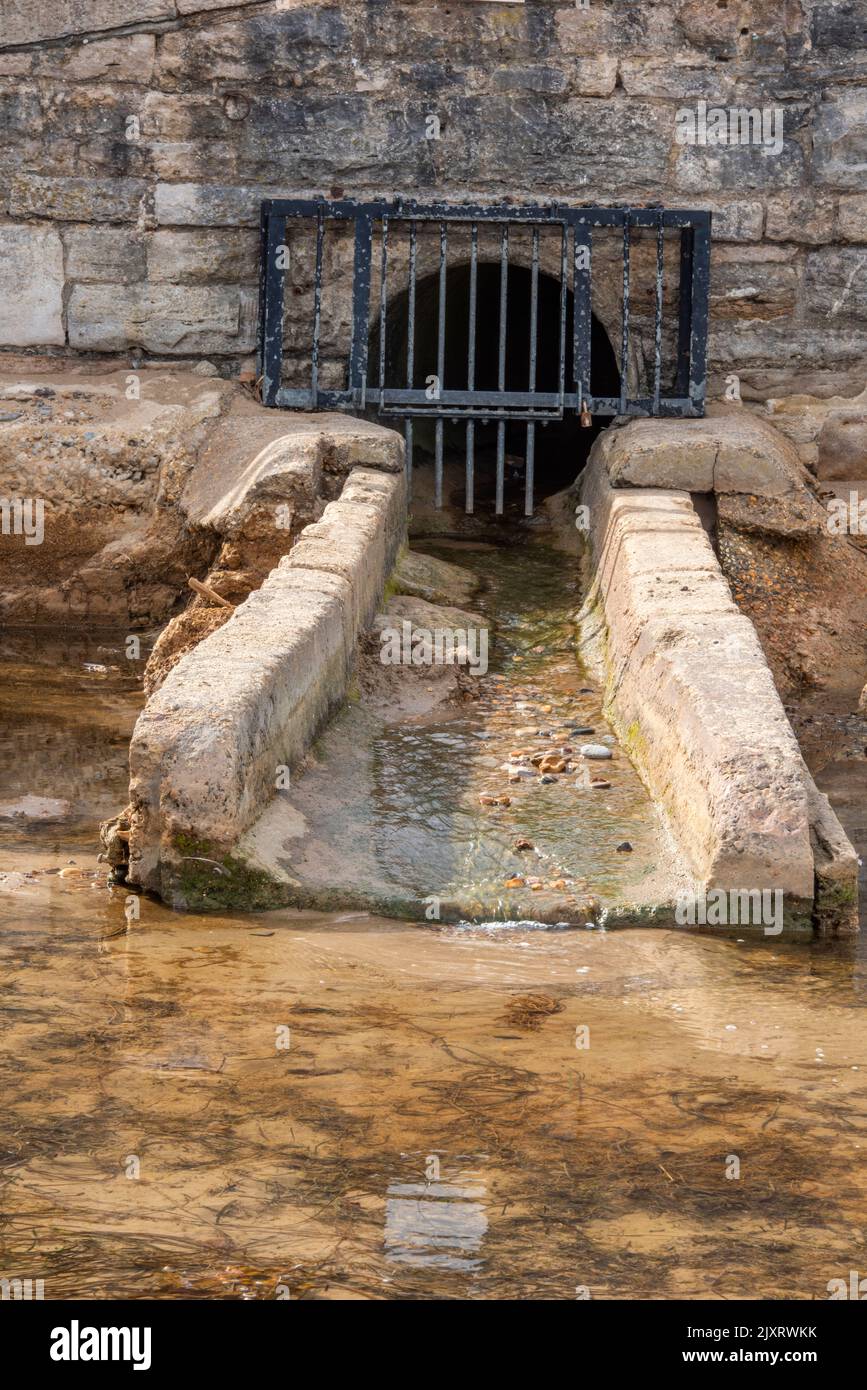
[{"xmin": 257, "ymin": 198, "xmax": 711, "ymax": 514}]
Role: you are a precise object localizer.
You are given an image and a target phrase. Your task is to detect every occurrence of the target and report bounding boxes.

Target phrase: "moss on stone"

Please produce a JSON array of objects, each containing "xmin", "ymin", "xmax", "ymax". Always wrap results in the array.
[{"xmin": 169, "ymin": 836, "xmax": 290, "ymax": 911}]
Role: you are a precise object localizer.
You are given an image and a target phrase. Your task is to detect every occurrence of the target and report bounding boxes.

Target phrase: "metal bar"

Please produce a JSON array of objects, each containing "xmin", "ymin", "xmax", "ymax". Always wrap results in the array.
[
  {"xmin": 275, "ymin": 387, "xmax": 353, "ymax": 408},
  {"xmin": 435, "ymin": 220, "xmax": 447, "ymax": 507},
  {"xmin": 466, "ymin": 221, "xmax": 478, "ymax": 514},
  {"xmin": 378, "ymin": 214, "xmax": 389, "ymax": 401},
  {"xmin": 261, "ymin": 211, "xmax": 286, "ymax": 407},
  {"xmin": 274, "ymin": 386, "xmax": 696, "ymax": 415},
  {"xmin": 377, "ymin": 388, "xmax": 569, "ymax": 409},
  {"xmin": 311, "ymin": 206, "xmax": 324, "ymax": 408},
  {"xmin": 675, "ymin": 226, "xmax": 694, "ymax": 398},
  {"xmin": 525, "ymin": 225, "xmax": 540, "ymax": 517},
  {"xmin": 256, "ymin": 200, "xmax": 270, "ymax": 387},
  {"xmin": 406, "ymin": 220, "xmax": 417, "ymax": 390},
  {"xmin": 405, "ymin": 219, "xmax": 417, "ymax": 493},
  {"xmin": 496, "ymin": 223, "xmax": 508, "ymax": 514},
  {"xmin": 558, "ymin": 224, "xmax": 567, "ymax": 407},
  {"xmin": 349, "ymin": 211, "xmax": 373, "ymax": 403},
  {"xmin": 688, "ymin": 217, "xmax": 711, "ymax": 414},
  {"xmin": 652, "ymin": 209, "xmax": 664, "ymax": 416},
  {"xmin": 404, "ymin": 420, "xmax": 413, "ymax": 498},
  {"xmin": 620, "ymin": 210, "xmax": 631, "ymax": 415},
  {"xmin": 265, "ymin": 198, "xmax": 705, "ymax": 231},
  {"xmin": 573, "ymin": 222, "xmax": 591, "ymax": 409}
]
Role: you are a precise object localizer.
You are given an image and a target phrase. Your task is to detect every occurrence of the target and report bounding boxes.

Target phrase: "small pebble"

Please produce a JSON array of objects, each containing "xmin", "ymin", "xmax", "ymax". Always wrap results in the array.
[
  {"xmin": 571, "ymin": 726, "xmax": 595, "ymax": 736},
  {"xmin": 540, "ymin": 774, "xmax": 558, "ymax": 784},
  {"xmin": 615, "ymin": 841, "xmax": 633, "ymax": 853},
  {"xmin": 581, "ymin": 744, "xmax": 612, "ymax": 760}
]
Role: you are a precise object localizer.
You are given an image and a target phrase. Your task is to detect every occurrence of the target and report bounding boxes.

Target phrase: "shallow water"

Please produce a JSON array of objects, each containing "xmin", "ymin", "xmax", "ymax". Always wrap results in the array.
[
  {"xmin": 255, "ymin": 538, "xmax": 681, "ymax": 922},
  {"xmin": 2, "ymin": 623, "xmax": 867, "ymax": 1300}
]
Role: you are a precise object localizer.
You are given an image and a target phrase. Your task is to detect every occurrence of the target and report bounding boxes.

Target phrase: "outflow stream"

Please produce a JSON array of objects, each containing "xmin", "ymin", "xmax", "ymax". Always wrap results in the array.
[{"xmin": 259, "ymin": 536, "xmax": 682, "ymax": 924}]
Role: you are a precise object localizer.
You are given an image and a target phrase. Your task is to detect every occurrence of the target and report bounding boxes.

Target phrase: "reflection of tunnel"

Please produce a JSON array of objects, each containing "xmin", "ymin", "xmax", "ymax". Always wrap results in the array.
[{"xmin": 370, "ymin": 262, "xmax": 621, "ymax": 508}]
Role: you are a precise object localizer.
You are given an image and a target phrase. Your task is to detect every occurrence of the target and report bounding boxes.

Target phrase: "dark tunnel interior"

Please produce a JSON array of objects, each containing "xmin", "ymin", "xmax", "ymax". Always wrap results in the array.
[{"xmin": 369, "ymin": 261, "xmax": 622, "ymax": 510}]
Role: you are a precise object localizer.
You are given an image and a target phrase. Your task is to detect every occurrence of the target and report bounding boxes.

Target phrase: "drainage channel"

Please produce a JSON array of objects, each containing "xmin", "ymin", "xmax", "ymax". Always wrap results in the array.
[{"xmin": 245, "ymin": 533, "xmax": 683, "ymax": 924}]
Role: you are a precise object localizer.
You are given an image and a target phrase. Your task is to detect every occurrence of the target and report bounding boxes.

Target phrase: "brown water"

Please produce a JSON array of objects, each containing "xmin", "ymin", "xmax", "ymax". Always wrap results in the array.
[{"xmin": 3, "ymin": 633, "xmax": 867, "ymax": 1300}]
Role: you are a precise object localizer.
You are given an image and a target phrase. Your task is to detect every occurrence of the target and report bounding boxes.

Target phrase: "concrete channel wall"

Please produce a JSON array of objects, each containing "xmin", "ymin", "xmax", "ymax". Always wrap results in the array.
[
  {"xmin": 577, "ymin": 434, "xmax": 858, "ymax": 935},
  {"xmin": 127, "ymin": 461, "xmax": 406, "ymax": 903}
]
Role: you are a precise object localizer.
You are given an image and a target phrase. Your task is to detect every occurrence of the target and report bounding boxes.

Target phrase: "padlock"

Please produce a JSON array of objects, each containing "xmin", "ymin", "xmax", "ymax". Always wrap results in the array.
[{"xmin": 580, "ymin": 399, "xmax": 592, "ymax": 428}]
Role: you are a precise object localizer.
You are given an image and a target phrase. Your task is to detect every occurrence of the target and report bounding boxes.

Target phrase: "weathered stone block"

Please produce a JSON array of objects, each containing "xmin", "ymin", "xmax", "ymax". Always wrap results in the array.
[
  {"xmin": 619, "ymin": 57, "xmax": 732, "ymax": 102},
  {"xmin": 0, "ymin": 89, "xmax": 43, "ymax": 139},
  {"xmin": 157, "ymin": 10, "xmax": 350, "ymax": 88},
  {"xmin": 63, "ymin": 226, "xmax": 147, "ymax": 283},
  {"xmin": 703, "ymin": 201, "xmax": 765, "ymax": 242},
  {"xmin": 30, "ymin": 34, "xmax": 156, "ymax": 84},
  {"xmin": 805, "ymin": 247, "xmax": 867, "ymax": 322},
  {"xmin": 570, "ymin": 56, "xmax": 618, "ymax": 97},
  {"xmin": 838, "ymin": 194, "xmax": 867, "ymax": 242},
  {"xmin": 810, "ymin": 2, "xmax": 867, "ymax": 52},
  {"xmin": 814, "ymin": 92, "xmax": 867, "ymax": 190},
  {"xmin": 126, "ymin": 449, "xmax": 407, "ymax": 898},
  {"xmin": 155, "ymin": 182, "xmax": 278, "ymax": 227},
  {"xmin": 578, "ymin": 448, "xmax": 828, "ymax": 911},
  {"xmin": 9, "ymin": 175, "xmax": 147, "ymax": 222},
  {"xmin": 817, "ymin": 410, "xmax": 867, "ymax": 480},
  {"xmin": 677, "ymin": 0, "xmax": 809, "ymax": 55},
  {"xmin": 68, "ymin": 284, "xmax": 257, "ymax": 353},
  {"xmin": 0, "ymin": 226, "xmax": 64, "ymax": 346},
  {"xmin": 765, "ymin": 191, "xmax": 836, "ymax": 244},
  {"xmin": 675, "ymin": 137, "xmax": 806, "ymax": 192},
  {"xmin": 710, "ymin": 247, "xmax": 798, "ymax": 320},
  {"xmin": 1, "ymin": 0, "xmax": 173, "ymax": 45},
  {"xmin": 491, "ymin": 65, "xmax": 567, "ymax": 95},
  {"xmin": 602, "ymin": 408, "xmax": 814, "ymax": 504},
  {"xmin": 148, "ymin": 229, "xmax": 259, "ymax": 284}
]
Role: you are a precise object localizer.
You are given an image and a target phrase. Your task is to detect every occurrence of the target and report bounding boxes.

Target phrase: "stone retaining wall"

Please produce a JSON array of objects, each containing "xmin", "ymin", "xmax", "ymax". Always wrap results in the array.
[
  {"xmin": 1, "ymin": 1, "xmax": 866, "ymax": 416},
  {"xmin": 126, "ymin": 459, "xmax": 406, "ymax": 904},
  {"xmin": 577, "ymin": 433, "xmax": 858, "ymax": 934}
]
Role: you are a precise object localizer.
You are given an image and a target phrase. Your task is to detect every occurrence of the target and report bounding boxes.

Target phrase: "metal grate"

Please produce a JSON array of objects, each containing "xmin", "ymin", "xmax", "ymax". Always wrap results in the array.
[{"xmin": 258, "ymin": 198, "xmax": 711, "ymax": 513}]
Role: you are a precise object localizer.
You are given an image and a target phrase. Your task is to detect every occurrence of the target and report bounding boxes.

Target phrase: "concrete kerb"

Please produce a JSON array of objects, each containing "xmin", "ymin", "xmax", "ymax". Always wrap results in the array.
[
  {"xmin": 577, "ymin": 439, "xmax": 858, "ymax": 934},
  {"xmin": 126, "ymin": 431, "xmax": 407, "ymax": 903}
]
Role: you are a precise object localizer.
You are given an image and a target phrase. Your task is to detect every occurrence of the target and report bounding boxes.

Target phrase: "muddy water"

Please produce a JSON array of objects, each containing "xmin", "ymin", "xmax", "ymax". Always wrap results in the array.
[{"xmin": 3, "ymin": 635, "xmax": 867, "ymax": 1300}]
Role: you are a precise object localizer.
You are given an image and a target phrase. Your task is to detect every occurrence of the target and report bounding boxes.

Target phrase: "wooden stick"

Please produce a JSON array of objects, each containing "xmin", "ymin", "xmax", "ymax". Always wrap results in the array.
[{"xmin": 188, "ymin": 576, "xmax": 234, "ymax": 609}]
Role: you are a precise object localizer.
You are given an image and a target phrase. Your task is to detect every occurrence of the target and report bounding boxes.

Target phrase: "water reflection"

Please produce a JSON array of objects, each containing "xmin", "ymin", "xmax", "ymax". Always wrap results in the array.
[{"xmin": 385, "ymin": 1158, "xmax": 488, "ymax": 1272}]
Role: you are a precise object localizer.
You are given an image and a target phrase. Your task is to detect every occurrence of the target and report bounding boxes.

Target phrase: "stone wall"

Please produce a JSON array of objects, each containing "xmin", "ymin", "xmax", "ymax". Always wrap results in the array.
[
  {"xmin": 126, "ymin": 460, "xmax": 407, "ymax": 905},
  {"xmin": 2, "ymin": 0, "xmax": 866, "ymax": 407},
  {"xmin": 577, "ymin": 429, "xmax": 859, "ymax": 935}
]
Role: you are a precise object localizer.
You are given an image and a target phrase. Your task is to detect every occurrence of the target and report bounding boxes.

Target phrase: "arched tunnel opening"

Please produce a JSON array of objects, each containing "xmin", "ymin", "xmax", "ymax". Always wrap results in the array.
[{"xmin": 369, "ymin": 261, "xmax": 621, "ymax": 513}]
